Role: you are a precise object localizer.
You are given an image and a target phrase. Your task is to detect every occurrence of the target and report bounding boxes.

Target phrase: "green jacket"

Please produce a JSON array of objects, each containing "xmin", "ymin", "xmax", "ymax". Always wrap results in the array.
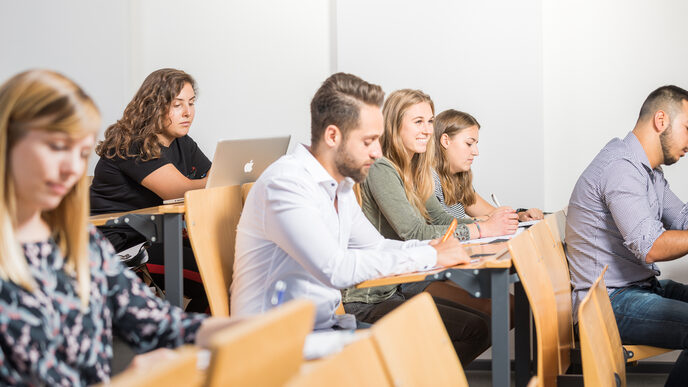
[{"xmin": 341, "ymin": 157, "xmax": 473, "ymax": 304}]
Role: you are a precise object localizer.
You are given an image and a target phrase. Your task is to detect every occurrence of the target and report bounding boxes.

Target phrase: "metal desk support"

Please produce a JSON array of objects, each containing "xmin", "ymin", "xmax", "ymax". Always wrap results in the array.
[
  {"xmin": 490, "ymin": 268, "xmax": 511, "ymax": 387},
  {"xmin": 104, "ymin": 212, "xmax": 184, "ymax": 307},
  {"xmin": 514, "ymin": 280, "xmax": 532, "ymax": 387},
  {"xmin": 441, "ymin": 267, "xmax": 522, "ymax": 387},
  {"xmin": 163, "ymin": 213, "xmax": 184, "ymax": 307}
]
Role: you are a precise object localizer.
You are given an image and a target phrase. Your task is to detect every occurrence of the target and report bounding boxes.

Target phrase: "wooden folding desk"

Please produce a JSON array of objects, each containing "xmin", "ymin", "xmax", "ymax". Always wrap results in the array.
[
  {"xmin": 356, "ymin": 241, "xmax": 531, "ymax": 387},
  {"xmin": 89, "ymin": 203, "xmax": 187, "ymax": 307}
]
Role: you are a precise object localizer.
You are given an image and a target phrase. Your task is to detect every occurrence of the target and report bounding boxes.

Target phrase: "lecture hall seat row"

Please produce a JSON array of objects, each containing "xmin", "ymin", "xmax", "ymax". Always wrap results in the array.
[
  {"xmin": 508, "ymin": 210, "xmax": 672, "ymax": 386},
  {"xmin": 108, "ymin": 292, "xmax": 535, "ymax": 386}
]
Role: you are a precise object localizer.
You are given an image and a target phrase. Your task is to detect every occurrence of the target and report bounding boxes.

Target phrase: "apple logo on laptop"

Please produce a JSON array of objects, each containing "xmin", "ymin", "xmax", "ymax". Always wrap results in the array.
[{"xmin": 244, "ymin": 160, "xmax": 254, "ymax": 173}]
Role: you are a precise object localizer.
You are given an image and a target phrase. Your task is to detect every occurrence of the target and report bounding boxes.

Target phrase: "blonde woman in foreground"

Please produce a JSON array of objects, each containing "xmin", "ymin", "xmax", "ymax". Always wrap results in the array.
[{"xmin": 0, "ymin": 69, "xmax": 231, "ymax": 386}]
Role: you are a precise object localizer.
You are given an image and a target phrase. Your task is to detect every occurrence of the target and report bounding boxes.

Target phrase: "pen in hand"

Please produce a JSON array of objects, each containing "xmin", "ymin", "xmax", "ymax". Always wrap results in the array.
[
  {"xmin": 490, "ymin": 193, "xmax": 502, "ymax": 207},
  {"xmin": 441, "ymin": 219, "xmax": 458, "ymax": 243}
]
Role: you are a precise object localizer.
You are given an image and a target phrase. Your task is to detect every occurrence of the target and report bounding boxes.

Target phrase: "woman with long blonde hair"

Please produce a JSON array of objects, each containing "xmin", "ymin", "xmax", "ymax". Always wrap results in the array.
[
  {"xmin": 0, "ymin": 70, "xmax": 230, "ymax": 385},
  {"xmin": 360, "ymin": 89, "xmax": 519, "ymax": 241},
  {"xmin": 342, "ymin": 89, "xmax": 494, "ymax": 365}
]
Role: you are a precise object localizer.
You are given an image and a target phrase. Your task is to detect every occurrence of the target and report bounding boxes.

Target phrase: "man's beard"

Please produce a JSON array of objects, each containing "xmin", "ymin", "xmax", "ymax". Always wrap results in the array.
[
  {"xmin": 660, "ymin": 123, "xmax": 679, "ymax": 166},
  {"xmin": 335, "ymin": 146, "xmax": 369, "ymax": 183}
]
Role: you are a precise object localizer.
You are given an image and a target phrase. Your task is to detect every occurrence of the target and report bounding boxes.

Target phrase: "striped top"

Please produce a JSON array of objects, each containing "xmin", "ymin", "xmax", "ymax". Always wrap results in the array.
[
  {"xmin": 566, "ymin": 131, "xmax": 688, "ymax": 321},
  {"xmin": 432, "ymin": 169, "xmax": 469, "ymax": 219}
]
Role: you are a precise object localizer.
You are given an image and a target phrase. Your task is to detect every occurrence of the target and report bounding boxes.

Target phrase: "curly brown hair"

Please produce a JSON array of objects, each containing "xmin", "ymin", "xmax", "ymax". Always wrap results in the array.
[{"xmin": 95, "ymin": 68, "xmax": 196, "ymax": 161}]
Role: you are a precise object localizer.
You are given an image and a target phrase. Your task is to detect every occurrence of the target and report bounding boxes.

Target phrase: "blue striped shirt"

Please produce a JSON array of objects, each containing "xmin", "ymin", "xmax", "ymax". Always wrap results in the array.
[{"xmin": 566, "ymin": 131, "xmax": 688, "ymax": 321}]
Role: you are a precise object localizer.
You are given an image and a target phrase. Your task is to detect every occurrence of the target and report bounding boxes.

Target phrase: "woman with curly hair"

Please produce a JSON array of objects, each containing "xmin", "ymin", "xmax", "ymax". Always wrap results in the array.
[{"xmin": 90, "ymin": 68, "xmax": 211, "ymax": 312}]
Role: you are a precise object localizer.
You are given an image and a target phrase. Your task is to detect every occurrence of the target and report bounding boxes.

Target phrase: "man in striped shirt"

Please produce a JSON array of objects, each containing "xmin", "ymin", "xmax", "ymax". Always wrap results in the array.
[{"xmin": 566, "ymin": 85, "xmax": 688, "ymax": 386}]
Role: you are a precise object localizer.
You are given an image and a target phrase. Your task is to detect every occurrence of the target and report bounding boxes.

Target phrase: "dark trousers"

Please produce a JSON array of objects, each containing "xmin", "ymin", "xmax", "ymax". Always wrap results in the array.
[{"xmin": 344, "ymin": 290, "xmax": 491, "ymax": 365}]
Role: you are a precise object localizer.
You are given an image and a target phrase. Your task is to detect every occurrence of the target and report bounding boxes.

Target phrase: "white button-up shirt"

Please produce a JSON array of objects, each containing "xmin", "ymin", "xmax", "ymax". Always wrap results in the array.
[{"xmin": 230, "ymin": 144, "xmax": 437, "ymax": 329}]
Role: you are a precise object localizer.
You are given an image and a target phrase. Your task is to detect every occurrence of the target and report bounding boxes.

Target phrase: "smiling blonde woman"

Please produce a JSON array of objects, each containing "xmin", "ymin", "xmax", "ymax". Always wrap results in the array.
[{"xmin": 341, "ymin": 89, "xmax": 492, "ymax": 366}]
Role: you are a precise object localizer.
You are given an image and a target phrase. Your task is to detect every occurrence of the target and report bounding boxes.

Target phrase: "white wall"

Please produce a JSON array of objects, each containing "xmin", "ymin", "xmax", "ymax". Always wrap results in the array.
[
  {"xmin": 336, "ymin": 0, "xmax": 544, "ymax": 211},
  {"xmin": 543, "ymin": 0, "xmax": 688, "ymax": 209},
  {"xmin": 1, "ymin": 0, "xmax": 132, "ymax": 173},
  {"xmin": 129, "ymin": 0, "xmax": 332, "ymax": 159},
  {"xmin": 2, "ymin": 0, "xmax": 331, "ymax": 173},
  {"xmin": 542, "ymin": 0, "xmax": 688, "ymax": 281}
]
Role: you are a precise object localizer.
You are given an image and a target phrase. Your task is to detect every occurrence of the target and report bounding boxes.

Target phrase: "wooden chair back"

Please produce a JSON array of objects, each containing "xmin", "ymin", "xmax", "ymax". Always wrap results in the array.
[
  {"xmin": 541, "ymin": 210, "xmax": 671, "ymax": 364},
  {"xmin": 185, "ymin": 184, "xmax": 243, "ymax": 317},
  {"xmin": 529, "ymin": 219, "xmax": 573, "ymax": 373},
  {"xmin": 578, "ymin": 267, "xmax": 626, "ymax": 387},
  {"xmin": 370, "ymin": 293, "xmax": 468, "ymax": 387},
  {"xmin": 204, "ymin": 299, "xmax": 316, "ymax": 387},
  {"xmin": 545, "ymin": 209, "xmax": 567, "ymax": 244},
  {"xmin": 508, "ymin": 231, "xmax": 559, "ymax": 387},
  {"xmin": 285, "ymin": 334, "xmax": 392, "ymax": 387},
  {"xmin": 106, "ymin": 346, "xmax": 202, "ymax": 387},
  {"xmin": 241, "ymin": 182, "xmax": 254, "ymax": 208}
]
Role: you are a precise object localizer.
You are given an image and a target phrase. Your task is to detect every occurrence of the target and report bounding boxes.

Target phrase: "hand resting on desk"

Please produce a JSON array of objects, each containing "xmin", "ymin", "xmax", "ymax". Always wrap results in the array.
[
  {"xmin": 517, "ymin": 208, "xmax": 544, "ymax": 221},
  {"xmin": 429, "ymin": 236, "xmax": 471, "ymax": 267}
]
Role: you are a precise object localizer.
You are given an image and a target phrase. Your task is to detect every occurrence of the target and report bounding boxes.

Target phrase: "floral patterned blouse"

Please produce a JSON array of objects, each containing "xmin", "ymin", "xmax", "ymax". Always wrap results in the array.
[{"xmin": 0, "ymin": 226, "xmax": 207, "ymax": 386}]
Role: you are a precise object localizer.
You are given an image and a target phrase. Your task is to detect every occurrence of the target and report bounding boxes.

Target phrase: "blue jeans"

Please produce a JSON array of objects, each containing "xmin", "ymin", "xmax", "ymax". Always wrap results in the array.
[{"xmin": 610, "ymin": 278, "xmax": 688, "ymax": 386}]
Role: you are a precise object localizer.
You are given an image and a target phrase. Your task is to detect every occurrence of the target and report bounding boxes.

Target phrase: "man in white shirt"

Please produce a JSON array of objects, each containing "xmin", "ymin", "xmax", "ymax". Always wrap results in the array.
[{"xmin": 230, "ymin": 73, "xmax": 482, "ymax": 353}]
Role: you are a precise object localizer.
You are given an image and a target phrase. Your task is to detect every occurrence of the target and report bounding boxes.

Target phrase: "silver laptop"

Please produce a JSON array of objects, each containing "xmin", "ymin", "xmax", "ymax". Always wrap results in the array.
[
  {"xmin": 206, "ymin": 135, "xmax": 291, "ymax": 188},
  {"xmin": 163, "ymin": 136, "xmax": 291, "ymax": 204}
]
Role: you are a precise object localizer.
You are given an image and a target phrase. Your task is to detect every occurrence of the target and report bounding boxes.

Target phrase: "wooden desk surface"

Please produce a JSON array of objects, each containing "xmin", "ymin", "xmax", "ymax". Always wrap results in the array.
[
  {"xmin": 355, "ymin": 241, "xmax": 510, "ymax": 289},
  {"xmin": 89, "ymin": 203, "xmax": 186, "ymax": 226}
]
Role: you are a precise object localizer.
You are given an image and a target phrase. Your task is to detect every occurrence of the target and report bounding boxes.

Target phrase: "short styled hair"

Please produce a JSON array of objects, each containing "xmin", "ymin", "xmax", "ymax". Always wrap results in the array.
[
  {"xmin": 638, "ymin": 85, "xmax": 688, "ymax": 122},
  {"xmin": 310, "ymin": 72, "xmax": 384, "ymax": 146}
]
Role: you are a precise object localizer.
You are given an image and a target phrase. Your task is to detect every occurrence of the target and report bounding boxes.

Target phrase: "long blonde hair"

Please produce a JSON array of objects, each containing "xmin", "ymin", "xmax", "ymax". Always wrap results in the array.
[
  {"xmin": 380, "ymin": 89, "xmax": 435, "ymax": 220},
  {"xmin": 0, "ymin": 70, "xmax": 100, "ymax": 308},
  {"xmin": 434, "ymin": 109, "xmax": 480, "ymax": 207}
]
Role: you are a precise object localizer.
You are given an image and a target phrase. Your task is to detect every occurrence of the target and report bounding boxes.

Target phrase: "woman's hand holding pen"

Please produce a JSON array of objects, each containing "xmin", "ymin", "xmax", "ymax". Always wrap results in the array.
[
  {"xmin": 481, "ymin": 207, "xmax": 519, "ymax": 236},
  {"xmin": 430, "ymin": 220, "xmax": 471, "ymax": 267},
  {"xmin": 430, "ymin": 237, "xmax": 471, "ymax": 267}
]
